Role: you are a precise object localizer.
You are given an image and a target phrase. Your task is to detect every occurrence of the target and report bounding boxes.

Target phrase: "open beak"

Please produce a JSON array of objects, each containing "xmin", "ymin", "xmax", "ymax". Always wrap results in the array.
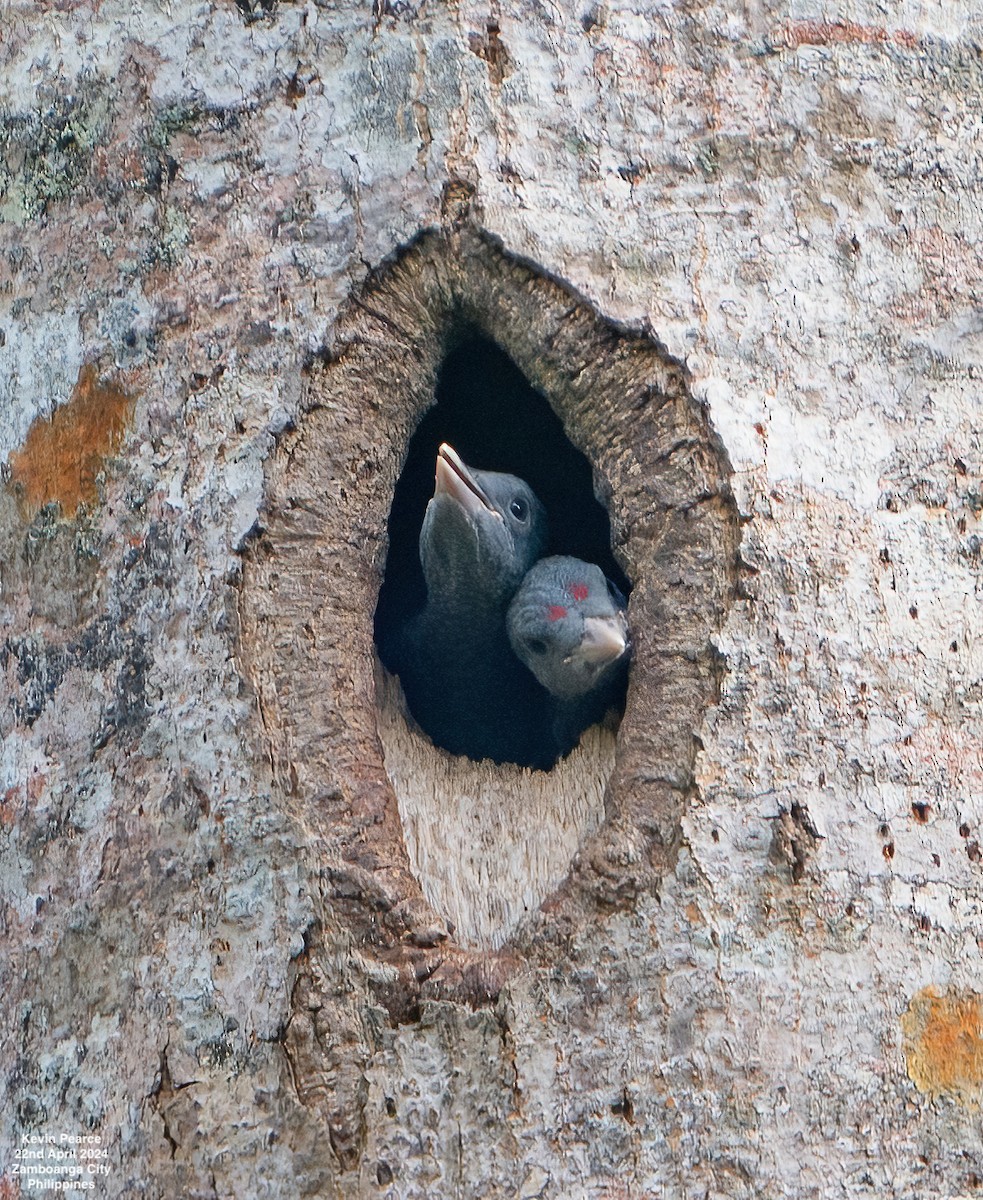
[
  {"xmin": 575, "ymin": 614, "xmax": 629, "ymax": 665},
  {"xmin": 434, "ymin": 443, "xmax": 501, "ymax": 521}
]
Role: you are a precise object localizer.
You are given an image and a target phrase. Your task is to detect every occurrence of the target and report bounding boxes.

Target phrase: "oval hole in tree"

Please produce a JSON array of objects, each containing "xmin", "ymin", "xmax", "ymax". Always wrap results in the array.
[
  {"xmin": 239, "ymin": 228, "xmax": 738, "ymax": 975},
  {"xmin": 374, "ymin": 330, "xmax": 631, "ymax": 771}
]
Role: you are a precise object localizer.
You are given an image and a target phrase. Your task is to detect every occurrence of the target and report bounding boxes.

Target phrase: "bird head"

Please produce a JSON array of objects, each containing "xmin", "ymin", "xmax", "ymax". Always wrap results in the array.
[
  {"xmin": 507, "ymin": 556, "xmax": 630, "ymax": 700},
  {"xmin": 419, "ymin": 443, "xmax": 548, "ymax": 610}
]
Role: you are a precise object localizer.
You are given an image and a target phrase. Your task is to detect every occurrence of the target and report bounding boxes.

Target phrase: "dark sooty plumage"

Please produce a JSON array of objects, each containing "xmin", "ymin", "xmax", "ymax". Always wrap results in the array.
[
  {"xmin": 507, "ymin": 555, "xmax": 631, "ymax": 755},
  {"xmin": 391, "ymin": 443, "xmax": 555, "ymax": 767}
]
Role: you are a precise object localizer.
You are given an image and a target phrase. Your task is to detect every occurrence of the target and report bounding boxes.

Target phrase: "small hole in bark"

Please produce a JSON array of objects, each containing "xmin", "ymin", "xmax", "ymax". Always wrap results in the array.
[
  {"xmin": 911, "ymin": 802, "xmax": 930, "ymax": 823},
  {"xmin": 611, "ymin": 1089, "xmax": 634, "ymax": 1122},
  {"xmin": 375, "ymin": 332, "xmax": 630, "ymax": 770}
]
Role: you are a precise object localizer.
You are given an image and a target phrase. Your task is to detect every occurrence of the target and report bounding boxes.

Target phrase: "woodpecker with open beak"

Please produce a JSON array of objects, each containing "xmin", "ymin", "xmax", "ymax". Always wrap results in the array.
[
  {"xmin": 418, "ymin": 444, "xmax": 548, "ymax": 612},
  {"xmin": 394, "ymin": 444, "xmax": 554, "ymax": 767}
]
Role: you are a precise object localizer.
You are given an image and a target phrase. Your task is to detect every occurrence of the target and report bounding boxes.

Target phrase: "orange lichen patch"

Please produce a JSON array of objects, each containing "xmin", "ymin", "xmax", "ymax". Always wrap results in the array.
[
  {"xmin": 780, "ymin": 20, "xmax": 919, "ymax": 50},
  {"xmin": 0, "ymin": 787, "xmax": 21, "ymax": 828},
  {"xmin": 902, "ymin": 986, "xmax": 983, "ymax": 1104},
  {"xmin": 7, "ymin": 363, "xmax": 137, "ymax": 516}
]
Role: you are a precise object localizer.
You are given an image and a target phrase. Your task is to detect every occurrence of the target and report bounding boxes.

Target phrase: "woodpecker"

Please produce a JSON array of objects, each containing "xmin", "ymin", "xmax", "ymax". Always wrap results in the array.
[
  {"xmin": 393, "ymin": 443, "xmax": 554, "ymax": 767},
  {"xmin": 507, "ymin": 555, "xmax": 630, "ymax": 754}
]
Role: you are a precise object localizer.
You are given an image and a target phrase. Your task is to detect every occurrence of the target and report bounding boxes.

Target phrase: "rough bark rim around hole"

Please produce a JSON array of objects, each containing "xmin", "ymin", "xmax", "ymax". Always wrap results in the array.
[{"xmin": 238, "ymin": 224, "xmax": 740, "ymax": 1015}]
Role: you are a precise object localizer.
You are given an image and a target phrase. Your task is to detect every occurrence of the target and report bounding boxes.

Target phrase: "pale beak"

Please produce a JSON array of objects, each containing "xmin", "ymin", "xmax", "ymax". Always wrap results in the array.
[
  {"xmin": 576, "ymin": 614, "xmax": 629, "ymax": 665},
  {"xmin": 434, "ymin": 443, "xmax": 502, "ymax": 522}
]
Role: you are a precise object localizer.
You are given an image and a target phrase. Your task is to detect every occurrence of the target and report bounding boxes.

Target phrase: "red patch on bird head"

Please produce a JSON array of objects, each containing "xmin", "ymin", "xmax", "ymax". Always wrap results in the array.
[
  {"xmin": 547, "ymin": 605, "xmax": 568, "ymax": 622},
  {"xmin": 568, "ymin": 583, "xmax": 589, "ymax": 602}
]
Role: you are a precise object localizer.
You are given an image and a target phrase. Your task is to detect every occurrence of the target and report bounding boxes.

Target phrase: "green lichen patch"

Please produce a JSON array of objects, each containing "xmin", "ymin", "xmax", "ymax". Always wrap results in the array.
[{"xmin": 0, "ymin": 78, "xmax": 114, "ymax": 222}]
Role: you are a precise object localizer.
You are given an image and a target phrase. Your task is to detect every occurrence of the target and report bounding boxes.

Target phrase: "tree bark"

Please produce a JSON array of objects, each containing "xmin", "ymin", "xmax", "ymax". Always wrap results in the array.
[{"xmin": 2, "ymin": 3, "xmax": 982, "ymax": 1198}]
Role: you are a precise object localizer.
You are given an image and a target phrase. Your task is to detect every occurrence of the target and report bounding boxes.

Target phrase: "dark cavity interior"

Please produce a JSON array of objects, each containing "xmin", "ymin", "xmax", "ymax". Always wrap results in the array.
[{"xmin": 374, "ymin": 333, "xmax": 631, "ymax": 767}]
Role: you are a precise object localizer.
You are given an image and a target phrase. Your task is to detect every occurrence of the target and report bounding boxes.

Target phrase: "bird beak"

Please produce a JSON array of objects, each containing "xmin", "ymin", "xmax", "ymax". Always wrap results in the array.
[
  {"xmin": 434, "ymin": 443, "xmax": 501, "ymax": 521},
  {"xmin": 576, "ymin": 615, "xmax": 629, "ymax": 665}
]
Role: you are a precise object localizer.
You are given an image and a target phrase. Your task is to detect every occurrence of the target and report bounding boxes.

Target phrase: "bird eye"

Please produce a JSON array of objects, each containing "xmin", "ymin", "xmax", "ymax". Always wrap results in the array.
[
  {"xmin": 526, "ymin": 637, "xmax": 548, "ymax": 656},
  {"xmin": 509, "ymin": 498, "xmax": 528, "ymax": 521}
]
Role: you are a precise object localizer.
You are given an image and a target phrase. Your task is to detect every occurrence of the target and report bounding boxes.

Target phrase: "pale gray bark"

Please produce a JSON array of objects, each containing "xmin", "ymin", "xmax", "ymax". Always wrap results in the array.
[{"xmin": 2, "ymin": 3, "xmax": 982, "ymax": 1198}]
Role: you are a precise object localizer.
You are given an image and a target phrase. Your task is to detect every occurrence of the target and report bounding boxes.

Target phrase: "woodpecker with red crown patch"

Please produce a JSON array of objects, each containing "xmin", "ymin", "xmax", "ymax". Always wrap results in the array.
[
  {"xmin": 507, "ymin": 555, "xmax": 631, "ymax": 755},
  {"xmin": 392, "ymin": 443, "xmax": 554, "ymax": 767}
]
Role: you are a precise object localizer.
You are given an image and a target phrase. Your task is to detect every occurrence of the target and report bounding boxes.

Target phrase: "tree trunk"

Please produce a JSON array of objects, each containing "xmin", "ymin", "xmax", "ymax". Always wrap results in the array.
[{"xmin": 2, "ymin": 4, "xmax": 981, "ymax": 1197}]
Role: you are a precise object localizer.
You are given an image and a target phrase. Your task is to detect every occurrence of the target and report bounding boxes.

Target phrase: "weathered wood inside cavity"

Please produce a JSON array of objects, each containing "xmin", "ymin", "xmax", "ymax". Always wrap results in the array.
[
  {"xmin": 376, "ymin": 666, "xmax": 614, "ymax": 949},
  {"xmin": 238, "ymin": 228, "xmax": 739, "ymax": 1005}
]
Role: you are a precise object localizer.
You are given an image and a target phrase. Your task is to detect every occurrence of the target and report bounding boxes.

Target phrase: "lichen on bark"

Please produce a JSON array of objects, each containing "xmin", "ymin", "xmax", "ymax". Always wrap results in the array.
[{"xmin": 2, "ymin": 2, "xmax": 983, "ymax": 1196}]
